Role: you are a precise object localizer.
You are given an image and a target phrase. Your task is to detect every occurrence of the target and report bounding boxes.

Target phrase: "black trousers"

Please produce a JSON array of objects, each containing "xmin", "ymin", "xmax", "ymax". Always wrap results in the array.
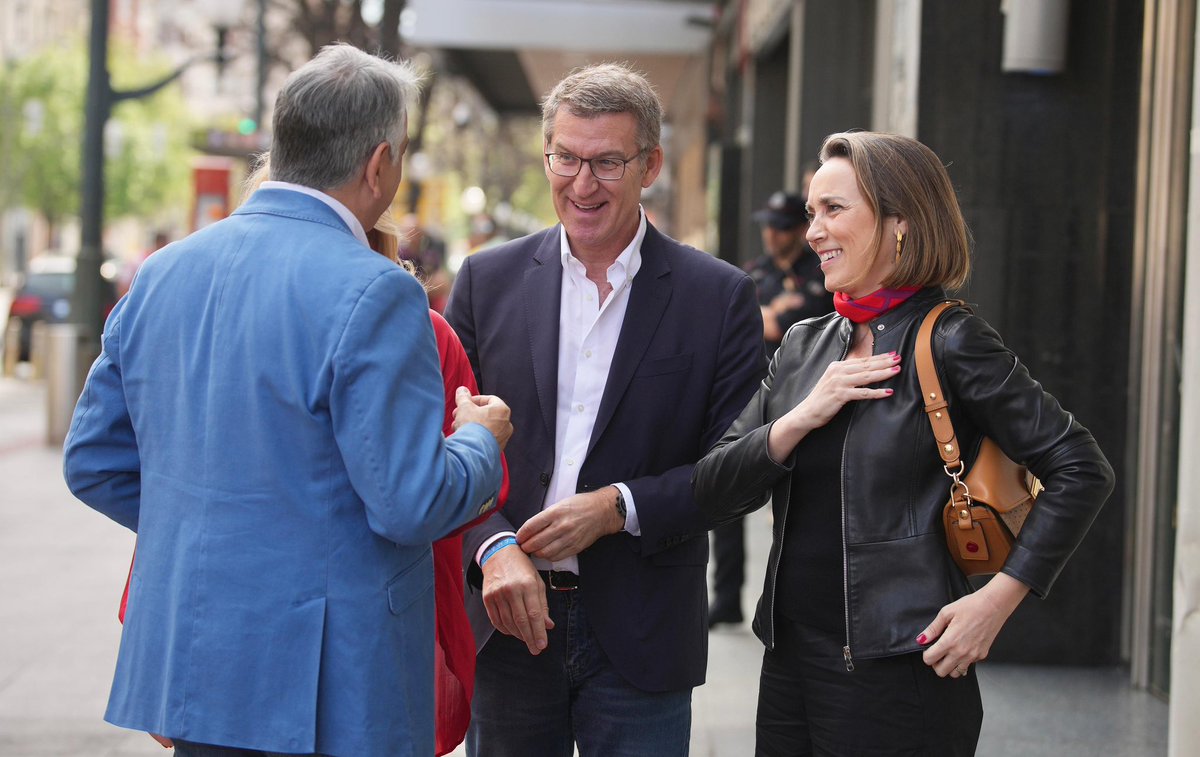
[
  {"xmin": 710, "ymin": 518, "xmax": 745, "ymax": 616},
  {"xmin": 755, "ymin": 618, "xmax": 982, "ymax": 756}
]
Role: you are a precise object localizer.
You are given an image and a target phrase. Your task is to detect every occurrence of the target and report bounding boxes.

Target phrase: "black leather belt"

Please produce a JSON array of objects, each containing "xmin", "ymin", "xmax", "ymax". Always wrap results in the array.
[{"xmin": 540, "ymin": 570, "xmax": 579, "ymax": 591}]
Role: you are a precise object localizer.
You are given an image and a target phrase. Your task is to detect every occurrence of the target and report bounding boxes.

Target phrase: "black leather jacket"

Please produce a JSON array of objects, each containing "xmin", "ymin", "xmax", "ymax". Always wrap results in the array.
[{"xmin": 692, "ymin": 288, "xmax": 1114, "ymax": 667}]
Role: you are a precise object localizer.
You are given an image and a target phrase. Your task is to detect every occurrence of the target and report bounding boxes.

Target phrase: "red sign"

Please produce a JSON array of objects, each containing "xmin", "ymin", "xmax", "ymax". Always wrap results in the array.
[{"xmin": 192, "ymin": 157, "xmax": 235, "ymax": 232}]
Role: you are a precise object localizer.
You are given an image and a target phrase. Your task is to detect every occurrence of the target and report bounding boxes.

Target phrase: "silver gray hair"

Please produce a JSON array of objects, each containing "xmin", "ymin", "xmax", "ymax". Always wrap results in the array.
[
  {"xmin": 270, "ymin": 44, "xmax": 422, "ymax": 191},
  {"xmin": 542, "ymin": 62, "xmax": 663, "ymax": 154}
]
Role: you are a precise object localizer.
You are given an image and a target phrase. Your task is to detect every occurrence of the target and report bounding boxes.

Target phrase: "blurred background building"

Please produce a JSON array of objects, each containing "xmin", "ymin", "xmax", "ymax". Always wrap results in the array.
[{"xmin": 0, "ymin": 0, "xmax": 1197, "ymax": 752}]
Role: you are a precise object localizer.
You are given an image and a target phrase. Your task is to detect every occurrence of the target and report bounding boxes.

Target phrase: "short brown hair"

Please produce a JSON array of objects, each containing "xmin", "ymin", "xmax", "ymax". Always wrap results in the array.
[
  {"xmin": 818, "ymin": 132, "xmax": 970, "ymax": 290},
  {"xmin": 542, "ymin": 63, "xmax": 663, "ymax": 154}
]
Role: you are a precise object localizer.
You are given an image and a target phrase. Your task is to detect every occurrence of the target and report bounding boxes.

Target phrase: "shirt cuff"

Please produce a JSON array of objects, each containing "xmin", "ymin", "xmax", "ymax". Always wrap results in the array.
[
  {"xmin": 614, "ymin": 482, "xmax": 639, "ymax": 536},
  {"xmin": 476, "ymin": 530, "xmax": 518, "ymax": 567}
]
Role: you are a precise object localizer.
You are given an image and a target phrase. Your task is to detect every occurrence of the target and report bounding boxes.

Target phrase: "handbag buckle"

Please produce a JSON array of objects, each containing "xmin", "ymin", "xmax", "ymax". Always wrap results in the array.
[{"xmin": 945, "ymin": 461, "xmax": 975, "ymax": 529}]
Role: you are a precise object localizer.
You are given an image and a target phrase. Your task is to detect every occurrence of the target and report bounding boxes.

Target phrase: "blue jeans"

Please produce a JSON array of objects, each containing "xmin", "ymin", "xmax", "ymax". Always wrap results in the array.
[{"xmin": 467, "ymin": 585, "xmax": 692, "ymax": 757}]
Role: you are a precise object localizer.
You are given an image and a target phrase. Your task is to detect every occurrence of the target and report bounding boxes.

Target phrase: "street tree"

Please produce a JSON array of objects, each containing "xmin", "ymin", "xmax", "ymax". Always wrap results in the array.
[
  {"xmin": 267, "ymin": 1, "xmax": 553, "ymax": 232},
  {"xmin": 0, "ymin": 42, "xmax": 193, "ymax": 240}
]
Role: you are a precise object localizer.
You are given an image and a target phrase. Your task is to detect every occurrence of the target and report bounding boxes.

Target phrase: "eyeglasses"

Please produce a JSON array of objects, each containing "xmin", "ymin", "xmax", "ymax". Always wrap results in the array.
[{"xmin": 545, "ymin": 151, "xmax": 645, "ymax": 181}]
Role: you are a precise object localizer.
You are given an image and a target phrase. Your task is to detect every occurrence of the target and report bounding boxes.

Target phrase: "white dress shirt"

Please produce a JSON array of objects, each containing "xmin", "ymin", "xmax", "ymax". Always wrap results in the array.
[
  {"xmin": 477, "ymin": 209, "xmax": 648, "ymax": 574},
  {"xmin": 260, "ymin": 181, "xmax": 370, "ymax": 247}
]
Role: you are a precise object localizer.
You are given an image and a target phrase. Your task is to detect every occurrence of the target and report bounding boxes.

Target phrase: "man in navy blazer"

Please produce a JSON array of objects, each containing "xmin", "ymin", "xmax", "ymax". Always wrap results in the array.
[
  {"xmin": 63, "ymin": 45, "xmax": 510, "ymax": 757},
  {"xmin": 445, "ymin": 63, "xmax": 765, "ymax": 756}
]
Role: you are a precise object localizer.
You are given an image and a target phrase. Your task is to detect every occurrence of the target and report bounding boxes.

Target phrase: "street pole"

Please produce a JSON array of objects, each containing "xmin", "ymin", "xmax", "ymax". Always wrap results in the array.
[
  {"xmin": 255, "ymin": 0, "xmax": 267, "ymax": 129},
  {"xmin": 75, "ymin": 0, "xmax": 233, "ymax": 369},
  {"xmin": 77, "ymin": 0, "xmax": 112, "ymax": 363}
]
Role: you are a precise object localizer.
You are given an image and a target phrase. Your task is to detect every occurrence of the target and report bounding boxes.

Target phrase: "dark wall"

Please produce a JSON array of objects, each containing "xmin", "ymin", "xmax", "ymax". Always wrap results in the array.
[
  {"xmin": 716, "ymin": 67, "xmax": 744, "ymax": 268},
  {"xmin": 799, "ymin": 1, "xmax": 875, "ymax": 170},
  {"xmin": 918, "ymin": 0, "xmax": 1142, "ymax": 664},
  {"xmin": 741, "ymin": 40, "xmax": 791, "ymax": 265},
  {"xmin": 732, "ymin": 0, "xmax": 875, "ymax": 267}
]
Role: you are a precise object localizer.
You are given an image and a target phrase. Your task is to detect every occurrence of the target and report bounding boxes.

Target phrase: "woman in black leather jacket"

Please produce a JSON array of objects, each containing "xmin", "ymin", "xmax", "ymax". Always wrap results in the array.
[{"xmin": 692, "ymin": 132, "xmax": 1114, "ymax": 756}]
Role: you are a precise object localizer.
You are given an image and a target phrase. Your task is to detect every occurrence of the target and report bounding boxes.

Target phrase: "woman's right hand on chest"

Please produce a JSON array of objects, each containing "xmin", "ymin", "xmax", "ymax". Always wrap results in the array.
[{"xmin": 766, "ymin": 351, "xmax": 902, "ymax": 462}]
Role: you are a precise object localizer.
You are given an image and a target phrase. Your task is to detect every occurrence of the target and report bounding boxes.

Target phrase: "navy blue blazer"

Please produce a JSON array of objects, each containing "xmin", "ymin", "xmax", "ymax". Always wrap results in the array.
[{"xmin": 445, "ymin": 222, "xmax": 765, "ymax": 691}]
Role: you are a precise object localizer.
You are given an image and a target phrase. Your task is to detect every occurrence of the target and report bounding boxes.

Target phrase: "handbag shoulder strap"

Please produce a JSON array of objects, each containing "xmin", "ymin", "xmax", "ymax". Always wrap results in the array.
[{"xmin": 914, "ymin": 299, "xmax": 969, "ymax": 467}]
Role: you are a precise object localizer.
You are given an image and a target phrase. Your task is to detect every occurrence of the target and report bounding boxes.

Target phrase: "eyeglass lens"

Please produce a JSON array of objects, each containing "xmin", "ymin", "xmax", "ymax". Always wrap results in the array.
[{"xmin": 548, "ymin": 154, "xmax": 628, "ymax": 180}]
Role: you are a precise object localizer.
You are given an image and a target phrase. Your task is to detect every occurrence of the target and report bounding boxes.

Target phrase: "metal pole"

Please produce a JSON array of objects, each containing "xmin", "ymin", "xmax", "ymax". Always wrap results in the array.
[
  {"xmin": 77, "ymin": 0, "xmax": 112, "ymax": 366},
  {"xmin": 255, "ymin": 0, "xmax": 267, "ymax": 129},
  {"xmin": 74, "ymin": 0, "xmax": 227, "ymax": 374},
  {"xmin": 63, "ymin": 0, "xmax": 216, "ymax": 446}
]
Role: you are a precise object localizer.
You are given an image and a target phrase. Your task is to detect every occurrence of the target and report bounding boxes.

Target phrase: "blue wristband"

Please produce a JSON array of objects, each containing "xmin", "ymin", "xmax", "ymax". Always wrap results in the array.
[{"xmin": 480, "ymin": 536, "xmax": 518, "ymax": 567}]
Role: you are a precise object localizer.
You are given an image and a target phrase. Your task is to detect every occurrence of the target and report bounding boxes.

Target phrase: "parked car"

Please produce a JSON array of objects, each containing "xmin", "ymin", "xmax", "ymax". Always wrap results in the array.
[{"xmin": 6, "ymin": 256, "xmax": 118, "ymax": 363}]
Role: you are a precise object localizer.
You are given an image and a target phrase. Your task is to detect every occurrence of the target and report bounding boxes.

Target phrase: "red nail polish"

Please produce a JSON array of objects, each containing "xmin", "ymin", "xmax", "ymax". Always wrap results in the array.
[
  {"xmin": 885, "ymin": 389, "xmax": 894, "ymax": 395},
  {"xmin": 917, "ymin": 633, "xmax": 928, "ymax": 645}
]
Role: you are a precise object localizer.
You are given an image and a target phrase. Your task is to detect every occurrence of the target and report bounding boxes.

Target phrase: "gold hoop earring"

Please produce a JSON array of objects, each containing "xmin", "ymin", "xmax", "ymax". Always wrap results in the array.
[{"xmin": 895, "ymin": 229, "xmax": 904, "ymax": 262}]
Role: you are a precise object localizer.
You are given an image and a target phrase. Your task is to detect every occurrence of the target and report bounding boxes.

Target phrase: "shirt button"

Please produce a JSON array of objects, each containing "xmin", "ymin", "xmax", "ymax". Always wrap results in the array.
[
  {"xmin": 584, "ymin": 350, "xmax": 593, "ymax": 358},
  {"xmin": 575, "ymin": 404, "xmax": 585, "ymax": 413},
  {"xmin": 566, "ymin": 458, "xmax": 575, "ymax": 466},
  {"xmin": 586, "ymin": 294, "xmax": 594, "ymax": 302},
  {"xmin": 876, "ymin": 324, "xmax": 885, "ymax": 331}
]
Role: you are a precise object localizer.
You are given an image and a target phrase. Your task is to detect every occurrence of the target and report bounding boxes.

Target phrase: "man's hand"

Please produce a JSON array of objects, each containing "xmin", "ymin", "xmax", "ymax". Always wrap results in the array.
[
  {"xmin": 148, "ymin": 734, "xmax": 173, "ymax": 748},
  {"xmin": 516, "ymin": 487, "xmax": 624, "ymax": 562},
  {"xmin": 453, "ymin": 387, "xmax": 513, "ymax": 451},
  {"xmin": 769, "ymin": 290, "xmax": 806, "ymax": 314},
  {"xmin": 481, "ymin": 544, "xmax": 554, "ymax": 655}
]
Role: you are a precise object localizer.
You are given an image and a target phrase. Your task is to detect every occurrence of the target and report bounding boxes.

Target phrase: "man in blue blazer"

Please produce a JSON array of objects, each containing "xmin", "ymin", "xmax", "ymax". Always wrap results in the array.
[
  {"xmin": 445, "ymin": 63, "xmax": 765, "ymax": 756},
  {"xmin": 63, "ymin": 45, "xmax": 509, "ymax": 757}
]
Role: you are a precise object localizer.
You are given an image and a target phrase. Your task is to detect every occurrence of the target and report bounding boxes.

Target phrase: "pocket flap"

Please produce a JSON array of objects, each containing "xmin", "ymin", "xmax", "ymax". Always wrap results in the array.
[
  {"xmin": 635, "ymin": 353, "xmax": 693, "ymax": 378},
  {"xmin": 386, "ymin": 549, "xmax": 434, "ymax": 615}
]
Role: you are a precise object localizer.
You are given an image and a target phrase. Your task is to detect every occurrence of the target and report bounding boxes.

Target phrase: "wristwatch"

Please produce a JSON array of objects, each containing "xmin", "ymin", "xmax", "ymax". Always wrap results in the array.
[{"xmin": 613, "ymin": 487, "xmax": 627, "ymax": 521}]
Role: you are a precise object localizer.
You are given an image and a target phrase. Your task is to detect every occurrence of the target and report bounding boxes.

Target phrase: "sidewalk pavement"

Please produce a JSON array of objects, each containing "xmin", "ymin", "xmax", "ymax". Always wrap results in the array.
[{"xmin": 0, "ymin": 376, "xmax": 1168, "ymax": 756}]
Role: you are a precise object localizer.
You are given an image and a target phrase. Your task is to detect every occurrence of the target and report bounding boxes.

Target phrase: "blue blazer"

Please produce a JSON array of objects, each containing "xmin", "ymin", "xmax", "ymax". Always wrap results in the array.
[
  {"xmin": 445, "ymin": 223, "xmax": 765, "ymax": 691},
  {"xmin": 63, "ymin": 189, "xmax": 503, "ymax": 757}
]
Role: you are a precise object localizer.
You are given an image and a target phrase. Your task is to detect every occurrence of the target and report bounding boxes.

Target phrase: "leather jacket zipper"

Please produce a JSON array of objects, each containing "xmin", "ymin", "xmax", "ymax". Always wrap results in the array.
[
  {"xmin": 767, "ymin": 328, "xmax": 852, "ymax": 653},
  {"xmin": 840, "ymin": 404, "xmax": 855, "ymax": 672},
  {"xmin": 766, "ymin": 487, "xmax": 786, "ymax": 651},
  {"xmin": 839, "ymin": 328, "xmax": 856, "ymax": 671}
]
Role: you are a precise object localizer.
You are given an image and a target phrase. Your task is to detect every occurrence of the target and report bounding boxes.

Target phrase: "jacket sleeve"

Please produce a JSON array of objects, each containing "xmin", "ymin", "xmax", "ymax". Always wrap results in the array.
[
  {"xmin": 939, "ymin": 312, "xmax": 1115, "ymax": 597},
  {"xmin": 443, "ymin": 255, "xmax": 520, "ymax": 569},
  {"xmin": 430, "ymin": 309, "xmax": 509, "ymax": 539},
  {"xmin": 331, "ymin": 268, "xmax": 503, "ymax": 546},
  {"xmin": 692, "ymin": 317, "xmax": 796, "ymax": 528},
  {"xmin": 63, "ymin": 296, "xmax": 142, "ymax": 531}
]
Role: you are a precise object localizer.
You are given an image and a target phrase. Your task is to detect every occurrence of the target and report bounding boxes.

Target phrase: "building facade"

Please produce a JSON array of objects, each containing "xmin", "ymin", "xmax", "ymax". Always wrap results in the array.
[{"xmin": 709, "ymin": 1, "xmax": 1195, "ymax": 752}]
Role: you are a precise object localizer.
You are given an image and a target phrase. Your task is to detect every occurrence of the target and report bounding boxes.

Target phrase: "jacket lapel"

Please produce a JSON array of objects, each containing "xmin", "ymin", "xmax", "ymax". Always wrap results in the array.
[
  {"xmin": 524, "ymin": 229, "xmax": 565, "ymax": 446},
  {"xmin": 587, "ymin": 224, "xmax": 672, "ymax": 455}
]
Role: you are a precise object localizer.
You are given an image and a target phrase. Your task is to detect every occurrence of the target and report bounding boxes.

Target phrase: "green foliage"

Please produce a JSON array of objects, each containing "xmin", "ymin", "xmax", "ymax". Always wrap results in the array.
[
  {"xmin": 0, "ymin": 41, "xmax": 194, "ymax": 225},
  {"xmin": 507, "ymin": 126, "xmax": 557, "ymax": 227},
  {"xmin": 1, "ymin": 46, "xmax": 83, "ymax": 224}
]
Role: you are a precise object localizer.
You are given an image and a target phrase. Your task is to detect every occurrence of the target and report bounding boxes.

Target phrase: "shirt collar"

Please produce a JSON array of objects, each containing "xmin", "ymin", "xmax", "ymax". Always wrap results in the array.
[
  {"xmin": 558, "ymin": 205, "xmax": 646, "ymax": 285},
  {"xmin": 260, "ymin": 180, "xmax": 370, "ymax": 247}
]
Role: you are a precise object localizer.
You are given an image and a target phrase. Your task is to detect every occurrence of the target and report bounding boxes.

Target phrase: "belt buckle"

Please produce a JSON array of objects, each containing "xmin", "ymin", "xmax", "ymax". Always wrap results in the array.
[{"xmin": 548, "ymin": 570, "xmax": 578, "ymax": 591}]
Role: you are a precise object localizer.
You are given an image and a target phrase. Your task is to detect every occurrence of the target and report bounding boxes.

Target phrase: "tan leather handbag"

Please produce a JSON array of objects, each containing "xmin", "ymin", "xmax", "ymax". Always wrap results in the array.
[{"xmin": 915, "ymin": 301, "xmax": 1041, "ymax": 577}]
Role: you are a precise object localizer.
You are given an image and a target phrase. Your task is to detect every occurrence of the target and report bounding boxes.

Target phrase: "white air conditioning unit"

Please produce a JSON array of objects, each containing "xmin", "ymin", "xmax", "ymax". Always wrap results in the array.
[{"xmin": 1001, "ymin": 0, "xmax": 1071, "ymax": 74}]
